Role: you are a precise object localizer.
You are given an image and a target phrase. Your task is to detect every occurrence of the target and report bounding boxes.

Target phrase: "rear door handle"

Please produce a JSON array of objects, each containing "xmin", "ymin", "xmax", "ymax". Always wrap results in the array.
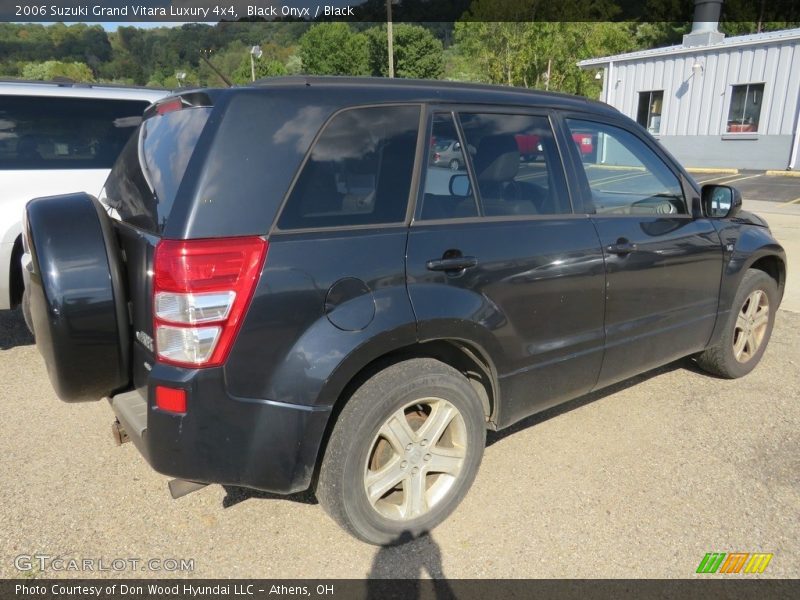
[
  {"xmin": 606, "ymin": 240, "xmax": 637, "ymax": 256},
  {"xmin": 426, "ymin": 256, "xmax": 478, "ymax": 272}
]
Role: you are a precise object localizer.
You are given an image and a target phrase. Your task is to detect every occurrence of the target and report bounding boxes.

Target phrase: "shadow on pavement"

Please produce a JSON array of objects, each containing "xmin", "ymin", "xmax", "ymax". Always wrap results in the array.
[
  {"xmin": 367, "ymin": 532, "xmax": 454, "ymax": 597},
  {"xmin": 221, "ymin": 485, "xmax": 318, "ymax": 508},
  {"xmin": 0, "ymin": 308, "xmax": 34, "ymax": 350},
  {"xmin": 487, "ymin": 358, "xmax": 702, "ymax": 447}
]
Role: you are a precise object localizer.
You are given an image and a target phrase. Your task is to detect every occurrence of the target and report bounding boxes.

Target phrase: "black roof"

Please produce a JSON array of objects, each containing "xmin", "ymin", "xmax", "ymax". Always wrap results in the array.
[{"xmin": 220, "ymin": 76, "xmax": 619, "ymax": 116}]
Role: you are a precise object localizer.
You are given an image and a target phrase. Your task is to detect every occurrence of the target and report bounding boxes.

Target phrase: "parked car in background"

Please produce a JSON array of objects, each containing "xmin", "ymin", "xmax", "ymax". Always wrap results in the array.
[
  {"xmin": 429, "ymin": 138, "xmax": 474, "ymax": 170},
  {"xmin": 23, "ymin": 77, "xmax": 785, "ymax": 546},
  {"xmin": 0, "ymin": 80, "xmax": 167, "ymax": 316},
  {"xmin": 515, "ymin": 131, "xmax": 595, "ymax": 162}
]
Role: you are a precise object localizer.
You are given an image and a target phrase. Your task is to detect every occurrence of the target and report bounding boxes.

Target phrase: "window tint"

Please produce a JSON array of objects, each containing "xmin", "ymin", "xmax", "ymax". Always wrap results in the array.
[
  {"xmin": 278, "ymin": 105, "xmax": 420, "ymax": 230},
  {"xmin": 565, "ymin": 119, "xmax": 685, "ymax": 216},
  {"xmin": 636, "ymin": 90, "xmax": 663, "ymax": 134},
  {"xmin": 419, "ymin": 113, "xmax": 478, "ymax": 220},
  {"xmin": 102, "ymin": 107, "xmax": 211, "ymax": 233},
  {"xmin": 727, "ymin": 83, "xmax": 764, "ymax": 133},
  {"xmin": 0, "ymin": 96, "xmax": 149, "ymax": 170},
  {"xmin": 459, "ymin": 113, "xmax": 571, "ymax": 216}
]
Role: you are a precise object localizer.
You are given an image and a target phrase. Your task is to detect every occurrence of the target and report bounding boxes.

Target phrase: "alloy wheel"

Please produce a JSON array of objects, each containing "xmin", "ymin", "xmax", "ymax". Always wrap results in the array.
[
  {"xmin": 364, "ymin": 397, "xmax": 467, "ymax": 521},
  {"xmin": 733, "ymin": 289, "xmax": 770, "ymax": 363}
]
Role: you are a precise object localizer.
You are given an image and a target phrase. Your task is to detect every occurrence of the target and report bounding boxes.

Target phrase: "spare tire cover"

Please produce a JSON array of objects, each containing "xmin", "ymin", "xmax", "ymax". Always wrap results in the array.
[{"xmin": 24, "ymin": 193, "xmax": 130, "ymax": 402}]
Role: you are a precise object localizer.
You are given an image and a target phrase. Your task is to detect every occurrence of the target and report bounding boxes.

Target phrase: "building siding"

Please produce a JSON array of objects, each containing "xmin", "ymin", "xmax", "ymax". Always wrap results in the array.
[{"xmin": 593, "ymin": 34, "xmax": 800, "ymax": 170}]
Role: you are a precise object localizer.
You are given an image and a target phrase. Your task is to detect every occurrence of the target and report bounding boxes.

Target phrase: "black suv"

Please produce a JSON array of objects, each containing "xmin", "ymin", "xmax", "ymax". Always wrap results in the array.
[{"xmin": 23, "ymin": 78, "xmax": 786, "ymax": 545}]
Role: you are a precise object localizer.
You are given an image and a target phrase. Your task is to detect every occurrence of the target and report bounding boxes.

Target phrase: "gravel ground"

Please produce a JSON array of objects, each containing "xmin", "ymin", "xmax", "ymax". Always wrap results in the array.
[{"xmin": 0, "ymin": 305, "xmax": 798, "ymax": 579}]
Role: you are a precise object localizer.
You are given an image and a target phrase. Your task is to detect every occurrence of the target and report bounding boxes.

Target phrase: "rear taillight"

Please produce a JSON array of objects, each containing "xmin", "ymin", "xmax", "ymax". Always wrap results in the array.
[
  {"xmin": 153, "ymin": 237, "xmax": 267, "ymax": 368},
  {"xmin": 155, "ymin": 98, "xmax": 184, "ymax": 115}
]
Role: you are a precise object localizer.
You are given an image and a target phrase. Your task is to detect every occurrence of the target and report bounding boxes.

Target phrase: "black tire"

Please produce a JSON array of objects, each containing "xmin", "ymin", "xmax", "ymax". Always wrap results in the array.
[
  {"xmin": 449, "ymin": 159, "xmax": 460, "ymax": 171},
  {"xmin": 695, "ymin": 269, "xmax": 778, "ymax": 379},
  {"xmin": 316, "ymin": 358, "xmax": 486, "ymax": 545}
]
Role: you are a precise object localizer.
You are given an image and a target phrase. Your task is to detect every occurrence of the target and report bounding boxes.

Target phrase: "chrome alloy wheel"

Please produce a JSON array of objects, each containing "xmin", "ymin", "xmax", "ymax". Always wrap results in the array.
[
  {"xmin": 733, "ymin": 289, "xmax": 770, "ymax": 363},
  {"xmin": 364, "ymin": 397, "xmax": 467, "ymax": 521}
]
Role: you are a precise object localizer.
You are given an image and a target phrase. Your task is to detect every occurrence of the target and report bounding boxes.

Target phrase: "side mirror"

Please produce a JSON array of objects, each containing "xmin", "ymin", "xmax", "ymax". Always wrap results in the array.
[
  {"xmin": 449, "ymin": 174, "xmax": 471, "ymax": 198},
  {"xmin": 701, "ymin": 184, "xmax": 742, "ymax": 219}
]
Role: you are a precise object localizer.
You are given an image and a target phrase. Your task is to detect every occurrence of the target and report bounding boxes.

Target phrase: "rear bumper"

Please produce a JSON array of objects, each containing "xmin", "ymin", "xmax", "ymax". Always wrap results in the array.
[{"xmin": 110, "ymin": 350, "xmax": 332, "ymax": 494}]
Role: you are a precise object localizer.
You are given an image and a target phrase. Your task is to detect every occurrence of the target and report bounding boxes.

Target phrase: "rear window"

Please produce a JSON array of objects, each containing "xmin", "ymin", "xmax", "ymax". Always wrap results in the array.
[
  {"xmin": 102, "ymin": 106, "xmax": 211, "ymax": 233},
  {"xmin": 277, "ymin": 105, "xmax": 420, "ymax": 230},
  {"xmin": 0, "ymin": 95, "xmax": 149, "ymax": 170}
]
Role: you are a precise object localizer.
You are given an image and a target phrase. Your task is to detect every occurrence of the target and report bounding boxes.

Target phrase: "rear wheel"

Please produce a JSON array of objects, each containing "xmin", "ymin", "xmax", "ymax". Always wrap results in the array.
[
  {"xmin": 316, "ymin": 358, "xmax": 485, "ymax": 545},
  {"xmin": 449, "ymin": 159, "xmax": 460, "ymax": 171},
  {"xmin": 696, "ymin": 269, "xmax": 777, "ymax": 378}
]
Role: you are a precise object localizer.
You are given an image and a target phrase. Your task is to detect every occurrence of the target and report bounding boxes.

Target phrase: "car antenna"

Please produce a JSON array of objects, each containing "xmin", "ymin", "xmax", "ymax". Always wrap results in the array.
[{"xmin": 199, "ymin": 49, "xmax": 233, "ymax": 87}]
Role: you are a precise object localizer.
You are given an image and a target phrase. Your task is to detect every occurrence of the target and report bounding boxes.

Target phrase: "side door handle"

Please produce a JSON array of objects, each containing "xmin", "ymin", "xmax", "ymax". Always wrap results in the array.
[
  {"xmin": 606, "ymin": 239, "xmax": 637, "ymax": 256},
  {"xmin": 426, "ymin": 256, "xmax": 478, "ymax": 272}
]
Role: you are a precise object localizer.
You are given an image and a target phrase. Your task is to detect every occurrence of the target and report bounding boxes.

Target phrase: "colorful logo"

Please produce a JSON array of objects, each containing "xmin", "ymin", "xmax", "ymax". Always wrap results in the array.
[{"xmin": 696, "ymin": 552, "xmax": 773, "ymax": 574}]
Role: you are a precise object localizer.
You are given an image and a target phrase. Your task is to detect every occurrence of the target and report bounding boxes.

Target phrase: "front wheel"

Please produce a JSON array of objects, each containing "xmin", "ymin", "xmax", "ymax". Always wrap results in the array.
[
  {"xmin": 695, "ymin": 268, "xmax": 778, "ymax": 378},
  {"xmin": 316, "ymin": 358, "xmax": 486, "ymax": 545}
]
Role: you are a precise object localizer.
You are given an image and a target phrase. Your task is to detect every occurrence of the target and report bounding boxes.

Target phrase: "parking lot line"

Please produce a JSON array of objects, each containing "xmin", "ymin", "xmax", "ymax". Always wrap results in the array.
[
  {"xmin": 717, "ymin": 173, "xmax": 763, "ymax": 185},
  {"xmin": 788, "ymin": 197, "xmax": 800, "ymax": 204}
]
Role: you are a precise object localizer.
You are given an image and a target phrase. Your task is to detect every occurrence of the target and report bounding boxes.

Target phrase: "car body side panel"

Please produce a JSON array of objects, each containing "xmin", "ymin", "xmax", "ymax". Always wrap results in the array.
[
  {"xmin": 707, "ymin": 220, "xmax": 786, "ymax": 348},
  {"xmin": 591, "ymin": 216, "xmax": 724, "ymax": 389},
  {"xmin": 224, "ymin": 228, "xmax": 417, "ymax": 408},
  {"xmin": 406, "ymin": 218, "xmax": 607, "ymax": 428}
]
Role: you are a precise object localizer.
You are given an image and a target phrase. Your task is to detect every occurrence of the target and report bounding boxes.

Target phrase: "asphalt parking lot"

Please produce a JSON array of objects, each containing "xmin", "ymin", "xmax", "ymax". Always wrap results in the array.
[
  {"xmin": 1, "ymin": 187, "xmax": 799, "ymax": 579},
  {"xmin": 691, "ymin": 171, "xmax": 800, "ymax": 204}
]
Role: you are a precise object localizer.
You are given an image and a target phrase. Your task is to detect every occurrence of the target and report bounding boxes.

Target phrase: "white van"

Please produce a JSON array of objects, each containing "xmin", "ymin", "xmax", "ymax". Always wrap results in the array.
[{"xmin": 0, "ymin": 80, "xmax": 167, "ymax": 311}]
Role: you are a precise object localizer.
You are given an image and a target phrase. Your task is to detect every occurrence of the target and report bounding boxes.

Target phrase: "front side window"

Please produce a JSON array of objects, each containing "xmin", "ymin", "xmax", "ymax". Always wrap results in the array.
[
  {"xmin": 566, "ymin": 119, "xmax": 685, "ymax": 216},
  {"xmin": 636, "ymin": 90, "xmax": 663, "ymax": 134},
  {"xmin": 459, "ymin": 112, "xmax": 571, "ymax": 216},
  {"xmin": 727, "ymin": 83, "xmax": 765, "ymax": 133},
  {"xmin": 0, "ymin": 96, "xmax": 148, "ymax": 170},
  {"xmin": 277, "ymin": 105, "xmax": 420, "ymax": 230}
]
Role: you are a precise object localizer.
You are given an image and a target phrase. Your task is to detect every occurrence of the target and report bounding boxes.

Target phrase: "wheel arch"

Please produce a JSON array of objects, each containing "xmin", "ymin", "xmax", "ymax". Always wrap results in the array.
[
  {"xmin": 747, "ymin": 253, "xmax": 786, "ymax": 300},
  {"xmin": 309, "ymin": 338, "xmax": 500, "ymax": 488}
]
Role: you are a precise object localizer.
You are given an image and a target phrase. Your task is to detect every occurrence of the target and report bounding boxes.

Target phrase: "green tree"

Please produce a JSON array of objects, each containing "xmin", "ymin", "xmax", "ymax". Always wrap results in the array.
[
  {"xmin": 299, "ymin": 23, "xmax": 368, "ymax": 76},
  {"xmin": 364, "ymin": 24, "xmax": 444, "ymax": 79},
  {"xmin": 21, "ymin": 60, "xmax": 94, "ymax": 82},
  {"xmin": 233, "ymin": 57, "xmax": 288, "ymax": 84}
]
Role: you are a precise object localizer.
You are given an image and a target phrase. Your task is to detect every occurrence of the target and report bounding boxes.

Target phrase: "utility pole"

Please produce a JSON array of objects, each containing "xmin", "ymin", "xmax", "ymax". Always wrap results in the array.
[
  {"xmin": 250, "ymin": 45, "xmax": 262, "ymax": 82},
  {"xmin": 387, "ymin": 0, "xmax": 394, "ymax": 78}
]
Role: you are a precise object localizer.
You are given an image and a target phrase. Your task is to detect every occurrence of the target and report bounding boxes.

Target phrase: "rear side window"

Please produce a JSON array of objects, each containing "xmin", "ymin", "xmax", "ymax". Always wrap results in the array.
[
  {"xmin": 277, "ymin": 105, "xmax": 420, "ymax": 230},
  {"xmin": 102, "ymin": 106, "xmax": 211, "ymax": 233},
  {"xmin": 459, "ymin": 113, "xmax": 571, "ymax": 216},
  {"xmin": 0, "ymin": 95, "xmax": 148, "ymax": 170}
]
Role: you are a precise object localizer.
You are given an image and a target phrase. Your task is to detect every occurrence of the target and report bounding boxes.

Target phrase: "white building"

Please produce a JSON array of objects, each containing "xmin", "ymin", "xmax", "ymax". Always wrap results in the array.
[{"xmin": 578, "ymin": 26, "xmax": 800, "ymax": 171}]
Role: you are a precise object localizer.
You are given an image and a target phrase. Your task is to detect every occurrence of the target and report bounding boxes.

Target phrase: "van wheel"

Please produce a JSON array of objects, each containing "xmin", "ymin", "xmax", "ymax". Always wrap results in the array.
[
  {"xmin": 695, "ymin": 269, "xmax": 777, "ymax": 378},
  {"xmin": 316, "ymin": 358, "xmax": 485, "ymax": 545}
]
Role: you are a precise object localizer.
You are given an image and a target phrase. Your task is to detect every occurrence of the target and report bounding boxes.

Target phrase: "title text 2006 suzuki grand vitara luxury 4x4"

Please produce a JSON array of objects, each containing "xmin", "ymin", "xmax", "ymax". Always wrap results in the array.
[{"xmin": 23, "ymin": 78, "xmax": 786, "ymax": 545}]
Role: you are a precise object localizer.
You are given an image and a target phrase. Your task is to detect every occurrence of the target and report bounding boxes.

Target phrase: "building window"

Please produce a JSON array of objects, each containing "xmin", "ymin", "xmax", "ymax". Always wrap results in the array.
[
  {"xmin": 727, "ymin": 83, "xmax": 765, "ymax": 133},
  {"xmin": 636, "ymin": 91, "xmax": 663, "ymax": 134}
]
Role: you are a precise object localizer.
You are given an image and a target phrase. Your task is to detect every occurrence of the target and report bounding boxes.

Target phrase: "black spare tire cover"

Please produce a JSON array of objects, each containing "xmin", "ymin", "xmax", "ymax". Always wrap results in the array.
[{"xmin": 24, "ymin": 193, "xmax": 130, "ymax": 402}]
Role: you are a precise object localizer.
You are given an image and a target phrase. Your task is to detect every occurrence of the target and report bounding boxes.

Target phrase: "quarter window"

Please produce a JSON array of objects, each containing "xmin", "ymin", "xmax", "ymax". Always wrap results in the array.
[
  {"xmin": 727, "ymin": 83, "xmax": 765, "ymax": 133},
  {"xmin": 277, "ymin": 105, "xmax": 420, "ymax": 230},
  {"xmin": 458, "ymin": 113, "xmax": 571, "ymax": 216},
  {"xmin": 636, "ymin": 91, "xmax": 663, "ymax": 134},
  {"xmin": 419, "ymin": 113, "xmax": 479, "ymax": 220},
  {"xmin": 0, "ymin": 96, "xmax": 149, "ymax": 170},
  {"xmin": 565, "ymin": 119, "xmax": 685, "ymax": 216}
]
